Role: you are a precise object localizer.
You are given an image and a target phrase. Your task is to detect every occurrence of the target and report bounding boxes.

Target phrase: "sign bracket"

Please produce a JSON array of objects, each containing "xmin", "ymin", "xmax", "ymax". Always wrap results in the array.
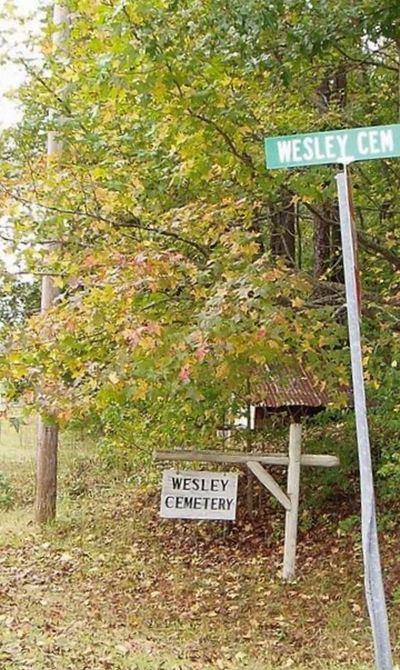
[
  {"xmin": 155, "ymin": 437, "xmax": 338, "ymax": 581},
  {"xmin": 246, "ymin": 461, "xmax": 291, "ymax": 511}
]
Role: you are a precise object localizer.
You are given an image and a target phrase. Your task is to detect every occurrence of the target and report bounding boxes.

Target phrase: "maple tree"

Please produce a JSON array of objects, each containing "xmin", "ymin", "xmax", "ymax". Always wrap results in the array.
[{"xmin": 0, "ymin": 0, "xmax": 399, "ymax": 473}]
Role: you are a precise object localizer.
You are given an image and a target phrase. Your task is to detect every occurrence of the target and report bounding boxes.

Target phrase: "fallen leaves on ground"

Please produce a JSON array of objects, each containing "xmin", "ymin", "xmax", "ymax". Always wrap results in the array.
[{"xmin": 0, "ymin": 482, "xmax": 399, "ymax": 670}]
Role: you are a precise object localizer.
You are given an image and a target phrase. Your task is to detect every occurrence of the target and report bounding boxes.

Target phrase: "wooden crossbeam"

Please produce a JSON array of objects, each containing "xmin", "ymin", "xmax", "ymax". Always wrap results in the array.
[
  {"xmin": 153, "ymin": 449, "xmax": 339, "ymax": 468},
  {"xmin": 247, "ymin": 461, "xmax": 291, "ymax": 510}
]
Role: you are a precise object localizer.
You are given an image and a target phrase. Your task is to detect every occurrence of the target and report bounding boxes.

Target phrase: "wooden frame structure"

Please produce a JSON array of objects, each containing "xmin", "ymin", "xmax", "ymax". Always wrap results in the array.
[{"xmin": 154, "ymin": 425, "xmax": 339, "ymax": 580}]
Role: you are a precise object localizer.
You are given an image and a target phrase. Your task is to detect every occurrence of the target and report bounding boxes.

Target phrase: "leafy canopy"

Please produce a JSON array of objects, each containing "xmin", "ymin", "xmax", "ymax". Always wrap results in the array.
[{"xmin": 0, "ymin": 0, "xmax": 399, "ymax": 458}]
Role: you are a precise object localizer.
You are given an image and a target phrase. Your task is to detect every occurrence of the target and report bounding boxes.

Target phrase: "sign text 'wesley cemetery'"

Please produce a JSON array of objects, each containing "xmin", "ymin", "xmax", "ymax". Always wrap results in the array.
[
  {"xmin": 265, "ymin": 124, "xmax": 400, "ymax": 169},
  {"xmin": 160, "ymin": 469, "xmax": 238, "ymax": 520}
]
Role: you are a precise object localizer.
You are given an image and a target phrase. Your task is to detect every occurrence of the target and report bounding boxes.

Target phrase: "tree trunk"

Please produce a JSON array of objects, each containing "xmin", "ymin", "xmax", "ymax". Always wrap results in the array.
[
  {"xmin": 313, "ymin": 207, "xmax": 331, "ymax": 279},
  {"xmin": 270, "ymin": 193, "xmax": 296, "ymax": 266},
  {"xmin": 313, "ymin": 67, "xmax": 346, "ymax": 282},
  {"xmin": 35, "ymin": 3, "xmax": 69, "ymax": 525},
  {"xmin": 313, "ymin": 202, "xmax": 343, "ymax": 282},
  {"xmin": 330, "ymin": 202, "xmax": 344, "ymax": 283},
  {"xmin": 36, "ymin": 421, "xmax": 58, "ymax": 523}
]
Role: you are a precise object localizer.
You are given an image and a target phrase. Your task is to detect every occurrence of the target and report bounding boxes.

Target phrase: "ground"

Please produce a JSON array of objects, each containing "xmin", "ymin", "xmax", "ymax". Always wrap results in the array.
[{"xmin": 0, "ymin": 420, "xmax": 399, "ymax": 670}]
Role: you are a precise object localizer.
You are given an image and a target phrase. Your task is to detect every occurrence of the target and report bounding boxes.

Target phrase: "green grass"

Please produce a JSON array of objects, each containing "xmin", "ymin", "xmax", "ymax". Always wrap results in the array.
[
  {"xmin": 0, "ymin": 424, "xmax": 399, "ymax": 669},
  {"xmin": 0, "ymin": 418, "xmax": 36, "ymax": 512},
  {"xmin": 0, "ymin": 417, "xmax": 35, "ymax": 459}
]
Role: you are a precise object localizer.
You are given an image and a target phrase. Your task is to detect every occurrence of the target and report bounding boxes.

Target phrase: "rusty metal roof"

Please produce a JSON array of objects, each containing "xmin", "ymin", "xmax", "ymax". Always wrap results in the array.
[{"xmin": 248, "ymin": 362, "xmax": 329, "ymax": 409}]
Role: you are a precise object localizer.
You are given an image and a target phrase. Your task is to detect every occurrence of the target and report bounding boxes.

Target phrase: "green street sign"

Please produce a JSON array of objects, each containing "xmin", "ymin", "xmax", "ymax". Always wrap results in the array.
[{"xmin": 265, "ymin": 124, "xmax": 400, "ymax": 169}]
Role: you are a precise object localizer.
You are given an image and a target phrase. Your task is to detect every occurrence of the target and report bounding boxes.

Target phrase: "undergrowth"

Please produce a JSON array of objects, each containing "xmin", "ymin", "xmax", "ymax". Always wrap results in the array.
[{"xmin": 0, "ymin": 419, "xmax": 399, "ymax": 669}]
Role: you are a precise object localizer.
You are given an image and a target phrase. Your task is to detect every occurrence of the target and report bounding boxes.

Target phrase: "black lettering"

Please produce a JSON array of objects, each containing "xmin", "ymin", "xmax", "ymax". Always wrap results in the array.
[
  {"xmin": 193, "ymin": 498, "xmax": 202, "ymax": 510},
  {"xmin": 182, "ymin": 478, "xmax": 191, "ymax": 491},
  {"xmin": 175, "ymin": 496, "xmax": 183, "ymax": 509},
  {"xmin": 220, "ymin": 479, "xmax": 229, "ymax": 492},
  {"xmin": 203, "ymin": 497, "xmax": 210, "ymax": 509},
  {"xmin": 192, "ymin": 478, "xmax": 200, "ymax": 491},
  {"xmin": 218, "ymin": 499, "xmax": 226, "ymax": 510},
  {"xmin": 210, "ymin": 479, "xmax": 218, "ymax": 492},
  {"xmin": 201, "ymin": 479, "xmax": 210, "ymax": 492},
  {"xmin": 172, "ymin": 477, "xmax": 183, "ymax": 490},
  {"xmin": 211, "ymin": 498, "xmax": 219, "ymax": 510},
  {"xmin": 226, "ymin": 499, "xmax": 233, "ymax": 510},
  {"xmin": 183, "ymin": 496, "xmax": 193, "ymax": 508},
  {"xmin": 165, "ymin": 496, "xmax": 174, "ymax": 508}
]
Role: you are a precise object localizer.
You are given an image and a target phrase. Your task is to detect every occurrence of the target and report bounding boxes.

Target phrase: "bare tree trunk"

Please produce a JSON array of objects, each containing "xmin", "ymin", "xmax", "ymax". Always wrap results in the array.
[
  {"xmin": 270, "ymin": 192, "xmax": 296, "ymax": 266},
  {"xmin": 35, "ymin": 4, "xmax": 69, "ymax": 525},
  {"xmin": 313, "ymin": 202, "xmax": 343, "ymax": 282},
  {"xmin": 36, "ymin": 421, "xmax": 58, "ymax": 522},
  {"xmin": 313, "ymin": 67, "xmax": 346, "ymax": 281},
  {"xmin": 313, "ymin": 207, "xmax": 331, "ymax": 279},
  {"xmin": 330, "ymin": 202, "xmax": 344, "ymax": 283}
]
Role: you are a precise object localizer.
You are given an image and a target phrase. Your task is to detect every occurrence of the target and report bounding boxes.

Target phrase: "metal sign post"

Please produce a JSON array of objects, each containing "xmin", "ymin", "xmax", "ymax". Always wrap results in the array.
[
  {"xmin": 264, "ymin": 124, "xmax": 398, "ymax": 669},
  {"xmin": 336, "ymin": 167, "xmax": 392, "ymax": 670}
]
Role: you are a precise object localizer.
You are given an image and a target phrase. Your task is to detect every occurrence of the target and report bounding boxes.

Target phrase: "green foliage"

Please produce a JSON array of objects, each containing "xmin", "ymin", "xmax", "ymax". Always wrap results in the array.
[
  {"xmin": 0, "ymin": 276, "xmax": 39, "ymax": 332},
  {"xmin": 62, "ymin": 452, "xmax": 111, "ymax": 498},
  {"xmin": 392, "ymin": 585, "xmax": 400, "ymax": 607},
  {"xmin": 0, "ymin": 472, "xmax": 13, "ymax": 510},
  {"xmin": 337, "ymin": 515, "xmax": 360, "ymax": 536},
  {"xmin": 0, "ymin": 0, "xmax": 400, "ymax": 488},
  {"xmin": 378, "ymin": 450, "xmax": 400, "ymax": 500}
]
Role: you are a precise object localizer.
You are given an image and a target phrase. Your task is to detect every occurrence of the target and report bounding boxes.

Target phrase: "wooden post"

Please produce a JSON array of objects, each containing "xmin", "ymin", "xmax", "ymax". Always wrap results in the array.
[
  {"xmin": 36, "ymin": 421, "xmax": 58, "ymax": 522},
  {"xmin": 282, "ymin": 422, "xmax": 302, "ymax": 581},
  {"xmin": 35, "ymin": 3, "xmax": 69, "ymax": 525},
  {"xmin": 246, "ymin": 401, "xmax": 255, "ymax": 516}
]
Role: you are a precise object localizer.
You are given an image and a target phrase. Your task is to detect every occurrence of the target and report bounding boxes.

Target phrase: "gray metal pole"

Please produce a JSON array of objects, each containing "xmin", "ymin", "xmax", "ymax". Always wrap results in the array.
[{"xmin": 335, "ymin": 168, "xmax": 392, "ymax": 670}]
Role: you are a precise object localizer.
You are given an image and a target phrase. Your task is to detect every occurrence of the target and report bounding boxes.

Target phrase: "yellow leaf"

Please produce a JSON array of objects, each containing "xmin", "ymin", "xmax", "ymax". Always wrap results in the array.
[
  {"xmin": 109, "ymin": 372, "xmax": 119, "ymax": 384},
  {"xmin": 291, "ymin": 296, "xmax": 305, "ymax": 308},
  {"xmin": 133, "ymin": 380, "xmax": 148, "ymax": 400}
]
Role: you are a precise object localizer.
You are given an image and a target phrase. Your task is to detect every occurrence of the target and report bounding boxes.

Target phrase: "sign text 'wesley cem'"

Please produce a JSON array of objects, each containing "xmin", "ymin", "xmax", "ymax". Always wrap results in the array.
[
  {"xmin": 160, "ymin": 469, "xmax": 238, "ymax": 521},
  {"xmin": 265, "ymin": 124, "xmax": 400, "ymax": 169}
]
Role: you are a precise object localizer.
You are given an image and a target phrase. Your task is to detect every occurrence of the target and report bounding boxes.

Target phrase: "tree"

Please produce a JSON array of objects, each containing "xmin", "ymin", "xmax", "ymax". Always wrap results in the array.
[
  {"xmin": 0, "ymin": 0, "xmax": 399, "ymax": 480},
  {"xmin": 0, "ymin": 275, "xmax": 39, "ymax": 331}
]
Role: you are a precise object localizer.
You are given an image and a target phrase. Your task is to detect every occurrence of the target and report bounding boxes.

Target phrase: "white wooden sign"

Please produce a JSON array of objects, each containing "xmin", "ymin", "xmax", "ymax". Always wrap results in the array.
[{"xmin": 160, "ymin": 469, "xmax": 238, "ymax": 520}]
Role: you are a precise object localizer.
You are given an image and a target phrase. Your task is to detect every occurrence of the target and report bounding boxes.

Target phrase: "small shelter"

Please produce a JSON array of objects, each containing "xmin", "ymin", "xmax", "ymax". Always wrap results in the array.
[{"xmin": 248, "ymin": 361, "xmax": 329, "ymax": 428}]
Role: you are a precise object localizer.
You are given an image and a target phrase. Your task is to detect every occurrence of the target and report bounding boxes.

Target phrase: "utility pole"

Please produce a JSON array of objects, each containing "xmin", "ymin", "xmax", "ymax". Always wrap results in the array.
[{"xmin": 35, "ymin": 3, "xmax": 69, "ymax": 524}]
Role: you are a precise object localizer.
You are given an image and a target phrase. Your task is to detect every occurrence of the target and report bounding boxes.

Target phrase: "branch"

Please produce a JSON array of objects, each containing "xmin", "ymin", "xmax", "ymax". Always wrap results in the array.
[
  {"xmin": 300, "ymin": 198, "xmax": 400, "ymax": 270},
  {"xmin": 0, "ymin": 185, "xmax": 209, "ymax": 257},
  {"xmin": 114, "ymin": 219, "xmax": 208, "ymax": 256},
  {"xmin": 18, "ymin": 58, "xmax": 89, "ymax": 136},
  {"xmin": 19, "ymin": 57, "xmax": 68, "ymax": 110},
  {"xmin": 333, "ymin": 45, "xmax": 398, "ymax": 73},
  {"xmin": 117, "ymin": 5, "xmax": 256, "ymax": 177},
  {"xmin": 187, "ymin": 108, "xmax": 256, "ymax": 174},
  {"xmin": 357, "ymin": 229, "xmax": 400, "ymax": 269}
]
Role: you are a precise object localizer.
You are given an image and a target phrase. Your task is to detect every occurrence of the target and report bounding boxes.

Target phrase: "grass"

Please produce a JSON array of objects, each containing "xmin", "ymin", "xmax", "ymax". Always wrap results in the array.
[
  {"xmin": 0, "ymin": 417, "xmax": 36, "ymax": 512},
  {"xmin": 0, "ymin": 422, "xmax": 399, "ymax": 669}
]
